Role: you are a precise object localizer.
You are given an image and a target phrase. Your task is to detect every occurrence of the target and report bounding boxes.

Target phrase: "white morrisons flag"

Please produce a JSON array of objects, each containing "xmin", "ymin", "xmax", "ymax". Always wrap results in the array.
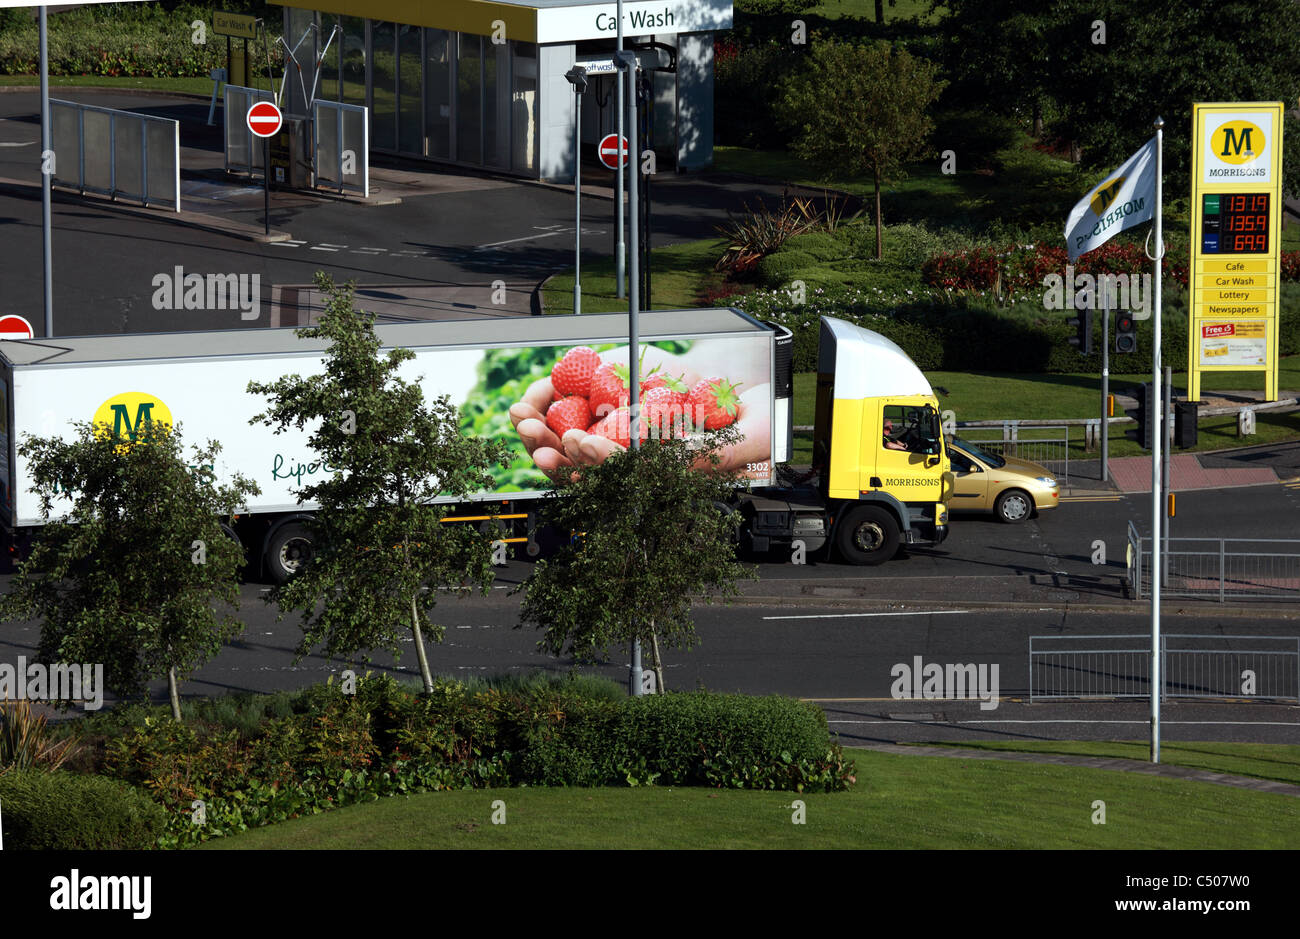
[{"xmin": 1065, "ymin": 138, "xmax": 1157, "ymax": 261}]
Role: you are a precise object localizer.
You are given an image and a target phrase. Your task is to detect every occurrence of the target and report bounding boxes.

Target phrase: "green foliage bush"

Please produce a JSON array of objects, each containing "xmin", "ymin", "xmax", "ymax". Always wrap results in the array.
[
  {"xmin": 724, "ymin": 280, "xmax": 1247, "ymax": 377},
  {"xmin": 931, "ymin": 109, "xmax": 1024, "ymax": 168},
  {"xmin": 80, "ymin": 674, "xmax": 854, "ymax": 846},
  {"xmin": 0, "ymin": 5, "xmax": 281, "ymax": 77},
  {"xmin": 0, "ymin": 769, "xmax": 165, "ymax": 849}
]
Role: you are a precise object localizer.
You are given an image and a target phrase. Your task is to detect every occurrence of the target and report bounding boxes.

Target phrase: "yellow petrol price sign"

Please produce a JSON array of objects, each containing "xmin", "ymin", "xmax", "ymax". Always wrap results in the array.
[{"xmin": 1188, "ymin": 102, "xmax": 1284, "ymax": 401}]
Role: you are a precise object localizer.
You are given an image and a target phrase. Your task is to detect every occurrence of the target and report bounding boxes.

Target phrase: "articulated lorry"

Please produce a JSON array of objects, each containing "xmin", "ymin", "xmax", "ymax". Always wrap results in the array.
[{"xmin": 0, "ymin": 309, "xmax": 951, "ymax": 581}]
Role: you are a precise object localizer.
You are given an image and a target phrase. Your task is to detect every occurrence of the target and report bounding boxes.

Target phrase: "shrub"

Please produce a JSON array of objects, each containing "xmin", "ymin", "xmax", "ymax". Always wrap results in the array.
[
  {"xmin": 757, "ymin": 249, "xmax": 819, "ymax": 287},
  {"xmin": 80, "ymin": 678, "xmax": 855, "ymax": 845},
  {"xmin": 931, "ymin": 109, "xmax": 1023, "ymax": 169},
  {"xmin": 1, "ymin": 699, "xmax": 79, "ymax": 774},
  {"xmin": 0, "ymin": 769, "xmax": 165, "ymax": 849}
]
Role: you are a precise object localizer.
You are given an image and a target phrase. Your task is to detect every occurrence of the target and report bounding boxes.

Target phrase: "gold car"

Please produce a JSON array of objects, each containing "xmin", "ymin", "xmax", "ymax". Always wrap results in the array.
[{"xmin": 947, "ymin": 436, "xmax": 1059, "ymax": 523}]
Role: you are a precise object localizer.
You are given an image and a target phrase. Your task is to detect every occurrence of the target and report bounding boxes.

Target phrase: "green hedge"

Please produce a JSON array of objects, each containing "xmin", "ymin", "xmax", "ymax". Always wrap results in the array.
[
  {"xmin": 83, "ymin": 675, "xmax": 854, "ymax": 846},
  {"xmin": 0, "ymin": 769, "xmax": 165, "ymax": 849},
  {"xmin": 513, "ymin": 691, "xmax": 833, "ymax": 787},
  {"xmin": 0, "ymin": 5, "xmax": 279, "ymax": 78}
]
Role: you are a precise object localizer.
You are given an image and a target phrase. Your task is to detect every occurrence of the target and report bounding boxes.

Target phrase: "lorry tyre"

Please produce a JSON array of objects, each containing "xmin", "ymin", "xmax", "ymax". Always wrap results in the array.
[
  {"xmin": 835, "ymin": 505, "xmax": 900, "ymax": 566},
  {"xmin": 266, "ymin": 522, "xmax": 314, "ymax": 585},
  {"xmin": 994, "ymin": 489, "xmax": 1034, "ymax": 524}
]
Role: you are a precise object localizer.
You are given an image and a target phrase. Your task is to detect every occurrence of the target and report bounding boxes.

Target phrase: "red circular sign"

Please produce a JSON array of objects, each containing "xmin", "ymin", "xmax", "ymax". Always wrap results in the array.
[
  {"xmin": 597, "ymin": 133, "xmax": 629, "ymax": 170},
  {"xmin": 0, "ymin": 315, "xmax": 34, "ymax": 339},
  {"xmin": 246, "ymin": 101, "xmax": 283, "ymax": 138}
]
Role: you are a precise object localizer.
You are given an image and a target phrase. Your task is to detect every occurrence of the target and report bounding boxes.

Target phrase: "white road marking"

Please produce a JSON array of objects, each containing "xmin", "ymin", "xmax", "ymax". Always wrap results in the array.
[
  {"xmin": 311, "ymin": 243, "xmax": 348, "ymax": 251},
  {"xmin": 271, "ymin": 239, "xmax": 306, "ymax": 247},
  {"xmin": 352, "ymin": 247, "xmax": 386, "ymax": 254},
  {"xmin": 763, "ymin": 610, "xmax": 969, "ymax": 620},
  {"xmin": 475, "ymin": 228, "xmax": 574, "ymax": 250},
  {"xmin": 0, "ymin": 141, "xmax": 35, "ymax": 147}
]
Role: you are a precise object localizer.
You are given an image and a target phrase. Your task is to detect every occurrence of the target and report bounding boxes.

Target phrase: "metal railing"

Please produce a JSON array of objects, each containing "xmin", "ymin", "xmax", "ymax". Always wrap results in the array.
[
  {"xmin": 1128, "ymin": 524, "xmax": 1300, "ymax": 601},
  {"xmin": 313, "ymin": 99, "xmax": 368, "ymax": 197},
  {"xmin": 958, "ymin": 422, "xmax": 1070, "ymax": 485},
  {"xmin": 50, "ymin": 99, "xmax": 179, "ymax": 211},
  {"xmin": 1030, "ymin": 634, "xmax": 1300, "ymax": 702},
  {"xmin": 224, "ymin": 84, "xmax": 274, "ymax": 177}
]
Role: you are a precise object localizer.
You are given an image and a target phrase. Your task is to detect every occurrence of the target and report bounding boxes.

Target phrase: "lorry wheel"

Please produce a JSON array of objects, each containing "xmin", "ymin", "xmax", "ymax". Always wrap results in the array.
[
  {"xmin": 994, "ymin": 489, "xmax": 1034, "ymax": 524},
  {"xmin": 835, "ymin": 505, "xmax": 900, "ymax": 566},
  {"xmin": 266, "ymin": 522, "xmax": 314, "ymax": 585}
]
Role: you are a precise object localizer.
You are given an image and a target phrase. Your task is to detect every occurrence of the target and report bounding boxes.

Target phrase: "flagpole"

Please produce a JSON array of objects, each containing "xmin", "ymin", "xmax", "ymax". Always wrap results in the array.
[{"xmin": 1150, "ymin": 115, "xmax": 1165, "ymax": 764}]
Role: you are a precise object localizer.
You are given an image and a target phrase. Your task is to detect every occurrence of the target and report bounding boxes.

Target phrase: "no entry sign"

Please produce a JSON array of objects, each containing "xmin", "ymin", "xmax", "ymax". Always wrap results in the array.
[
  {"xmin": 0, "ymin": 315, "xmax": 34, "ymax": 339},
  {"xmin": 597, "ymin": 133, "xmax": 629, "ymax": 170},
  {"xmin": 247, "ymin": 101, "xmax": 283, "ymax": 138}
]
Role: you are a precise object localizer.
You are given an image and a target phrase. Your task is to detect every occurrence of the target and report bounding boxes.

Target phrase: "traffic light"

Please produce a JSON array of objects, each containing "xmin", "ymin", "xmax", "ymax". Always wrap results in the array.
[
  {"xmin": 1067, "ymin": 307, "xmax": 1094, "ymax": 355},
  {"xmin": 1174, "ymin": 400, "xmax": 1198, "ymax": 448},
  {"xmin": 1114, "ymin": 311, "xmax": 1137, "ymax": 354},
  {"xmin": 1125, "ymin": 382, "xmax": 1154, "ymax": 450}
]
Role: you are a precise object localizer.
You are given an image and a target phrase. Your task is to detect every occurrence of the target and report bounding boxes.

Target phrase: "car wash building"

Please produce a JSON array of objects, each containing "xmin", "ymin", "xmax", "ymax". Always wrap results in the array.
[{"xmin": 270, "ymin": 0, "xmax": 730, "ymax": 181}]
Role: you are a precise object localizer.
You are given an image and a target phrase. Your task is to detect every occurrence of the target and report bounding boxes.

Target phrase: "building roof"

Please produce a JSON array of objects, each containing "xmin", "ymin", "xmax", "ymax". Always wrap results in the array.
[
  {"xmin": 0, "ymin": 308, "xmax": 766, "ymax": 369},
  {"xmin": 270, "ymin": 0, "xmax": 732, "ymax": 44}
]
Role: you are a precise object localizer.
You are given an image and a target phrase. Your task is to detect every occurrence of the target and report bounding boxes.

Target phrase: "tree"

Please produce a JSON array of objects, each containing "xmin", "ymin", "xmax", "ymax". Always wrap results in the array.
[
  {"xmin": 0, "ymin": 420, "xmax": 258, "ymax": 721},
  {"xmin": 1047, "ymin": 0, "xmax": 1300, "ymax": 188},
  {"xmin": 517, "ymin": 429, "xmax": 756, "ymax": 693},
  {"xmin": 779, "ymin": 39, "xmax": 946, "ymax": 258},
  {"xmin": 246, "ymin": 274, "xmax": 509, "ymax": 693},
  {"xmin": 937, "ymin": 0, "xmax": 1069, "ymax": 139}
]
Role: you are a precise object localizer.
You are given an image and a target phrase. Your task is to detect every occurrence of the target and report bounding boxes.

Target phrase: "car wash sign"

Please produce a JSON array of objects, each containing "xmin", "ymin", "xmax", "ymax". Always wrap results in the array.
[
  {"xmin": 536, "ymin": 0, "xmax": 732, "ymax": 44},
  {"xmin": 1187, "ymin": 103, "xmax": 1284, "ymax": 403}
]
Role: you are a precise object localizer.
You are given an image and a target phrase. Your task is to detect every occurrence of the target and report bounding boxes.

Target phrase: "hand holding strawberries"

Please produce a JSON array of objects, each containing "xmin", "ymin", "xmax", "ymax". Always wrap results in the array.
[{"xmin": 508, "ymin": 344, "xmax": 771, "ymax": 483}]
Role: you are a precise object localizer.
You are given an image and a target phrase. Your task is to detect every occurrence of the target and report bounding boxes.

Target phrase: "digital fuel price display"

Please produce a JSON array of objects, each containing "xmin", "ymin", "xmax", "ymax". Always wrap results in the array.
[{"xmin": 1201, "ymin": 192, "xmax": 1270, "ymax": 253}]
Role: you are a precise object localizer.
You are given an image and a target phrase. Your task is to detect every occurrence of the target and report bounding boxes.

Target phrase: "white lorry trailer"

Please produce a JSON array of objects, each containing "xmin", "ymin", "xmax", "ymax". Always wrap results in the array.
[{"xmin": 0, "ymin": 309, "xmax": 951, "ymax": 581}]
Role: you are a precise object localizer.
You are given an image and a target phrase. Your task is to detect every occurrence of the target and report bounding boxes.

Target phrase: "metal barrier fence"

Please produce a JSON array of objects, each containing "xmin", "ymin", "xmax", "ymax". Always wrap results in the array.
[
  {"xmin": 1127, "ymin": 521, "xmax": 1300, "ymax": 601},
  {"xmin": 224, "ymin": 84, "xmax": 274, "ymax": 177},
  {"xmin": 1030, "ymin": 634, "xmax": 1300, "ymax": 702},
  {"xmin": 958, "ymin": 423, "xmax": 1070, "ymax": 484},
  {"xmin": 313, "ymin": 99, "xmax": 368, "ymax": 197},
  {"xmin": 50, "ymin": 99, "xmax": 179, "ymax": 211}
]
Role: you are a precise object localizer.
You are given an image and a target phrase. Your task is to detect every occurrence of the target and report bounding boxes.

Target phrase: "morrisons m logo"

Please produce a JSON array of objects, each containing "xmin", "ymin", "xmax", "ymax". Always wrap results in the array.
[
  {"xmin": 1090, "ymin": 176, "xmax": 1125, "ymax": 216},
  {"xmin": 1212, "ymin": 121, "xmax": 1264, "ymax": 164},
  {"xmin": 93, "ymin": 392, "xmax": 174, "ymax": 443}
]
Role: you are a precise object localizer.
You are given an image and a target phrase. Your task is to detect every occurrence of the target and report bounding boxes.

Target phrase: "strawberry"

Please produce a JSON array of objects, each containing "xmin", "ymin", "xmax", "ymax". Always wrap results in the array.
[
  {"xmin": 590, "ymin": 406, "xmax": 647, "ymax": 448},
  {"xmin": 550, "ymin": 346, "xmax": 600, "ymax": 399},
  {"xmin": 546, "ymin": 395, "xmax": 592, "ymax": 438},
  {"xmin": 588, "ymin": 361, "xmax": 630, "ymax": 418},
  {"xmin": 642, "ymin": 385, "xmax": 689, "ymax": 440},
  {"xmin": 688, "ymin": 377, "xmax": 742, "ymax": 430}
]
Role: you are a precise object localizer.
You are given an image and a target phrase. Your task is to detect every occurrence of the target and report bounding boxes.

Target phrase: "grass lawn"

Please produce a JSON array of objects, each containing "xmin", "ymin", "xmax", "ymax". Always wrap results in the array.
[
  {"xmin": 919, "ymin": 740, "xmax": 1300, "ymax": 788},
  {"xmin": 542, "ymin": 237, "xmax": 729, "ymax": 315},
  {"xmin": 197, "ymin": 745, "xmax": 1300, "ymax": 849},
  {"xmin": 0, "ymin": 74, "xmax": 259, "ymax": 96}
]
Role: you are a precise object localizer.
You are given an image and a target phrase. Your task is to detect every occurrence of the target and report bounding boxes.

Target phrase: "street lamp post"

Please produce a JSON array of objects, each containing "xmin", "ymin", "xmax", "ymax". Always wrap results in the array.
[
  {"xmin": 615, "ymin": 0, "xmax": 626, "ymax": 299},
  {"xmin": 615, "ymin": 46, "xmax": 642, "ymax": 696},
  {"xmin": 564, "ymin": 66, "xmax": 589, "ymax": 315}
]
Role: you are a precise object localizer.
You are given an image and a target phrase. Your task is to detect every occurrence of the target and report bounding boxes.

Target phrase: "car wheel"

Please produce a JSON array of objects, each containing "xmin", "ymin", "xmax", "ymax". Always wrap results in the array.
[
  {"xmin": 835, "ymin": 505, "xmax": 901, "ymax": 566},
  {"xmin": 994, "ymin": 489, "xmax": 1033, "ymax": 524},
  {"xmin": 266, "ymin": 522, "xmax": 314, "ymax": 585}
]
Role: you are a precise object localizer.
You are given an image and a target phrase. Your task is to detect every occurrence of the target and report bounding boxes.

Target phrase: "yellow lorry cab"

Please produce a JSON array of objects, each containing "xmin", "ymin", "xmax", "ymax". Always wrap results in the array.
[{"xmin": 814, "ymin": 317, "xmax": 952, "ymax": 563}]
